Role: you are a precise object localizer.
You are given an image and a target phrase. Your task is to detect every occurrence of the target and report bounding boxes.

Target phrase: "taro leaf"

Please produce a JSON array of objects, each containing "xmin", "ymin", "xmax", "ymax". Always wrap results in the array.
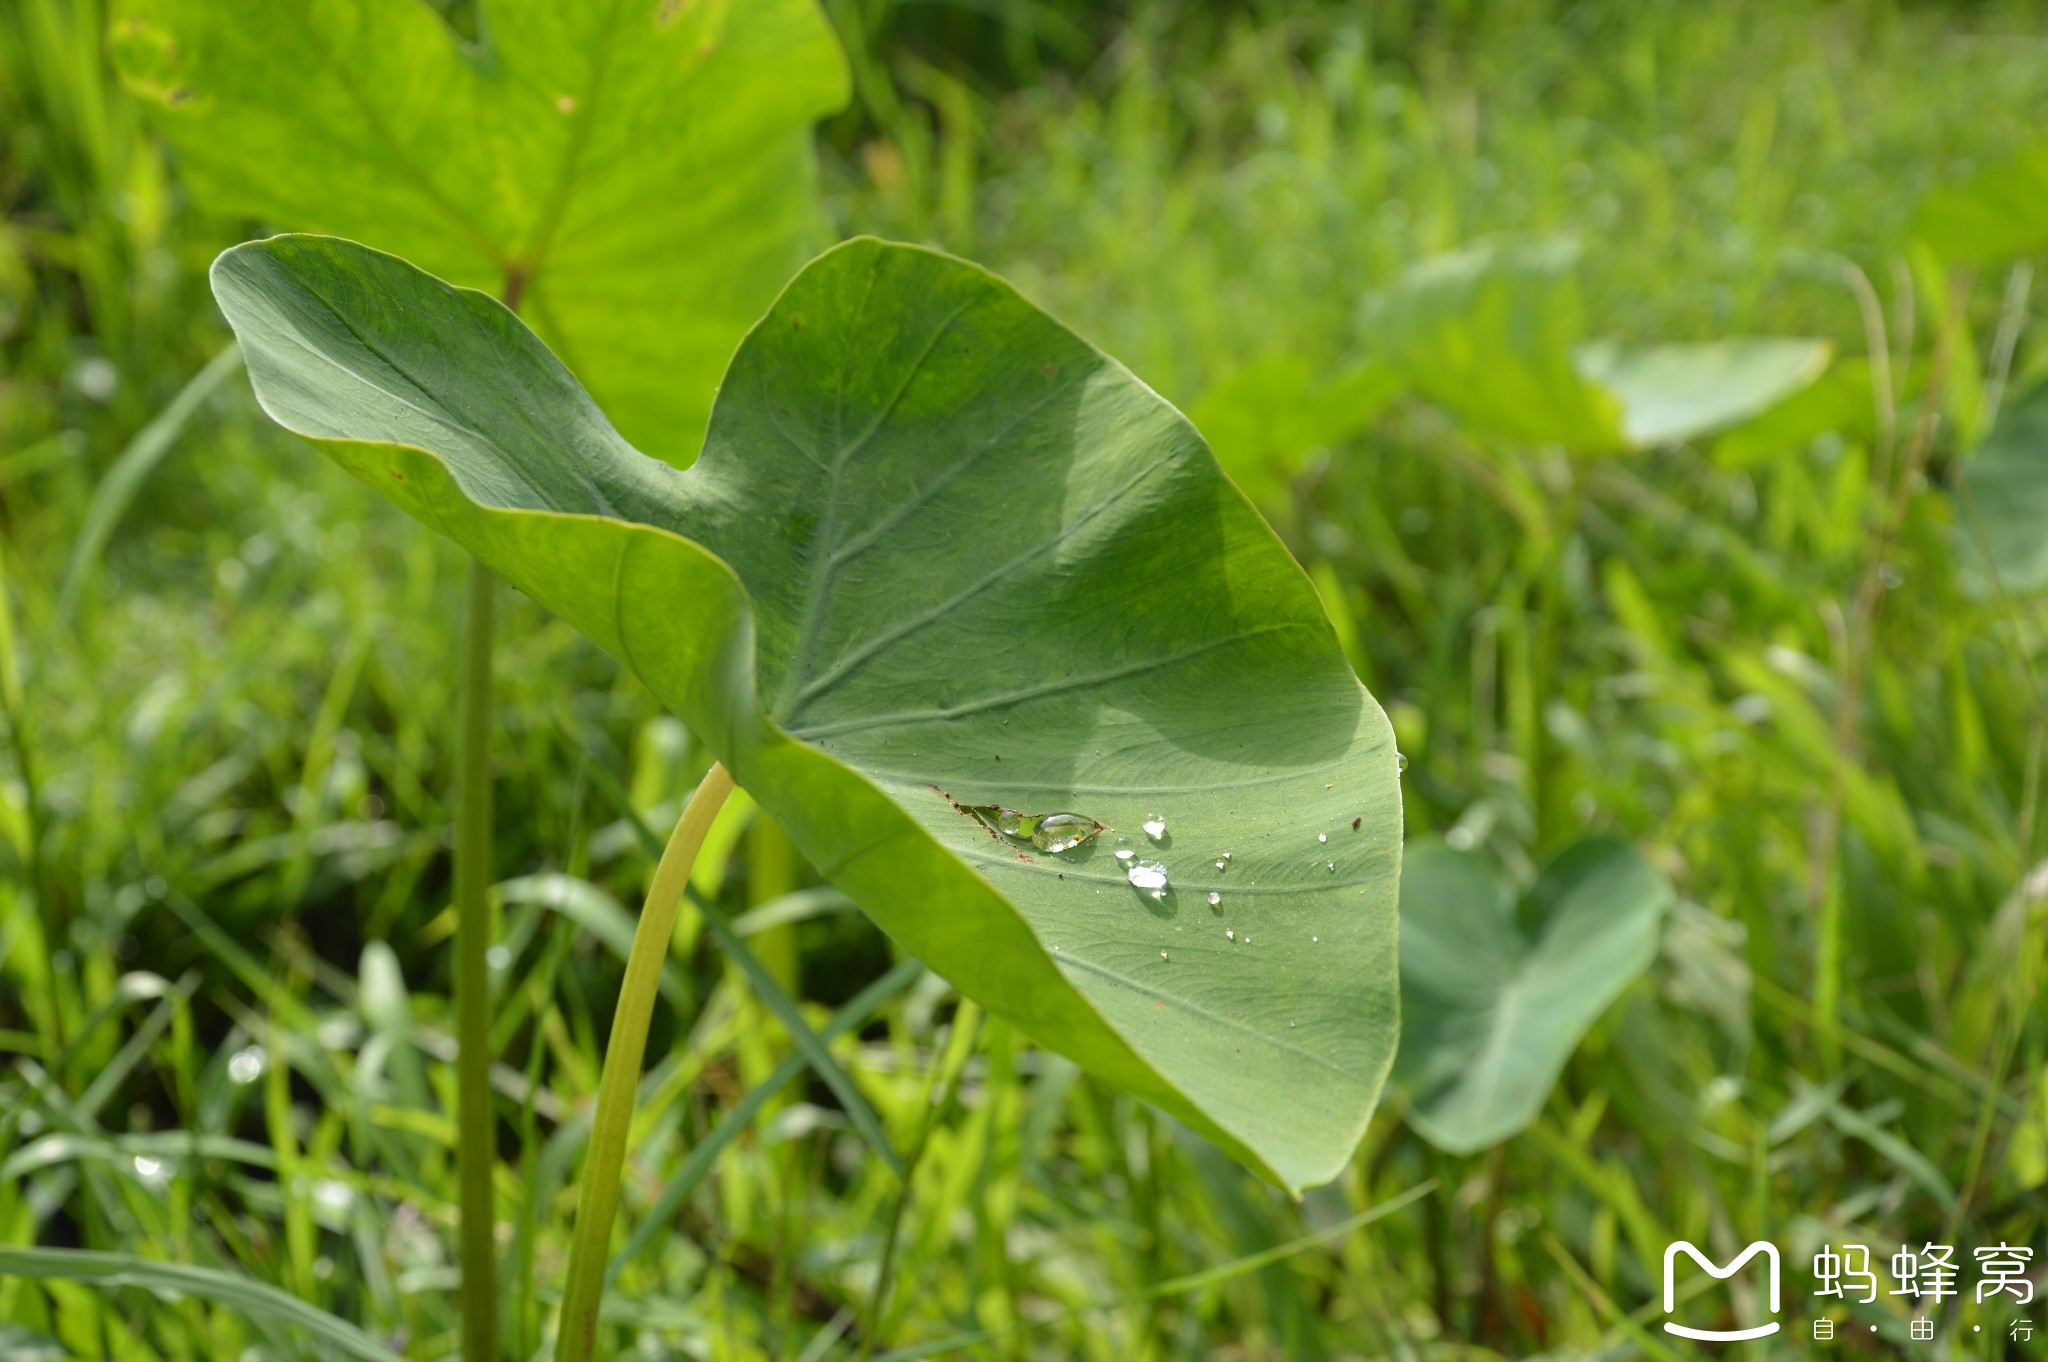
[
  {"xmin": 1364, "ymin": 237, "xmax": 1829, "ymax": 452},
  {"xmin": 112, "ymin": 0, "xmax": 846, "ymax": 463},
  {"xmin": 1573, "ymin": 337, "xmax": 1832, "ymax": 450},
  {"xmin": 1958, "ymin": 382, "xmax": 2048, "ymax": 592},
  {"xmin": 1394, "ymin": 836, "xmax": 1670, "ymax": 1155},
  {"xmin": 209, "ymin": 233, "xmax": 1404, "ymax": 1191},
  {"xmin": 1913, "ymin": 139, "xmax": 2048, "ymax": 268}
]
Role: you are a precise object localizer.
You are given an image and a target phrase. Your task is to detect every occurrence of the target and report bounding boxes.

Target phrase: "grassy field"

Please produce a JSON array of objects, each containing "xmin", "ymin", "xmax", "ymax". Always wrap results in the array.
[{"xmin": 3, "ymin": 0, "xmax": 2046, "ymax": 1358}]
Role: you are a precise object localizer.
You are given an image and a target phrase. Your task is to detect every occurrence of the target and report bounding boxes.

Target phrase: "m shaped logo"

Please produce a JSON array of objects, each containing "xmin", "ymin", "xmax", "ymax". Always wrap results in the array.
[{"xmin": 1663, "ymin": 1241, "xmax": 1782, "ymax": 1341}]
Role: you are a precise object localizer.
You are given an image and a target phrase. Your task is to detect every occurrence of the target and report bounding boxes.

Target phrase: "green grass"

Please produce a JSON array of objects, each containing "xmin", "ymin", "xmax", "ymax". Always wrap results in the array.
[{"xmin": 3, "ymin": 0, "xmax": 2045, "ymax": 1358}]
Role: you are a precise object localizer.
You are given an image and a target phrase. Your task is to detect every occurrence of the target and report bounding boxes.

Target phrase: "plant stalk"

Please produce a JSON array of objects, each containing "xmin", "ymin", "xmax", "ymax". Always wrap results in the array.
[
  {"xmin": 556, "ymin": 762, "xmax": 736, "ymax": 1362},
  {"xmin": 456, "ymin": 555, "xmax": 500, "ymax": 1362}
]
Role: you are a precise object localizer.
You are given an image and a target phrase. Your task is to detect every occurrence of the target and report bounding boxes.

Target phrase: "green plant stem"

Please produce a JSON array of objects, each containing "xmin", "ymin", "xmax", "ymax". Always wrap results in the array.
[
  {"xmin": 456, "ymin": 555, "xmax": 500, "ymax": 1362},
  {"xmin": 556, "ymin": 762, "xmax": 736, "ymax": 1362}
]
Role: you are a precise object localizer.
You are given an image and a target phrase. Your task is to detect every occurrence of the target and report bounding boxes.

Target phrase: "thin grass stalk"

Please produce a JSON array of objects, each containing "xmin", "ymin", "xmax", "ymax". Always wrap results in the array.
[
  {"xmin": 862, "ymin": 999, "xmax": 984, "ymax": 1360},
  {"xmin": 556, "ymin": 762, "xmax": 736, "ymax": 1362},
  {"xmin": 455, "ymin": 556, "xmax": 500, "ymax": 1362}
]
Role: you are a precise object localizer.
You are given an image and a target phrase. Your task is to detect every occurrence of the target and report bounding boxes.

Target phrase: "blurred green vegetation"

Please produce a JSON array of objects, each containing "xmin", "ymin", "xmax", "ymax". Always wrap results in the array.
[{"xmin": 3, "ymin": 0, "xmax": 2045, "ymax": 1359}]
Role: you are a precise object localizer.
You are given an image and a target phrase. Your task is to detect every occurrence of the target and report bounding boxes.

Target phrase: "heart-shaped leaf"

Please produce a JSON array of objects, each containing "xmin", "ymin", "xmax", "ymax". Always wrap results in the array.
[
  {"xmin": 1394, "ymin": 836, "xmax": 1671, "ymax": 1154},
  {"xmin": 113, "ymin": 0, "xmax": 847, "ymax": 461},
  {"xmin": 209, "ymin": 233, "xmax": 1405, "ymax": 1191},
  {"xmin": 1364, "ymin": 237, "xmax": 1829, "ymax": 452},
  {"xmin": 1958, "ymin": 382, "xmax": 2048, "ymax": 592}
]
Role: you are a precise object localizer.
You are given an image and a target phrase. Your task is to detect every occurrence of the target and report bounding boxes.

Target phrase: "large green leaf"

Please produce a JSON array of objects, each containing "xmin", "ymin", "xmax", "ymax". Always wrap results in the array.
[
  {"xmin": 209, "ymin": 233, "xmax": 1404, "ymax": 1191},
  {"xmin": 1913, "ymin": 139, "xmax": 2048, "ymax": 268},
  {"xmin": 1363, "ymin": 238, "xmax": 1829, "ymax": 452},
  {"xmin": 112, "ymin": 0, "xmax": 846, "ymax": 462},
  {"xmin": 1394, "ymin": 836, "xmax": 1670, "ymax": 1154},
  {"xmin": 1958, "ymin": 382, "xmax": 2048, "ymax": 592}
]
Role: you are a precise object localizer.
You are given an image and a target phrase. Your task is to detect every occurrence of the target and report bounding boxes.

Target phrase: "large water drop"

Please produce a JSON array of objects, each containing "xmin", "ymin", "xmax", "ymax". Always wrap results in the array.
[{"xmin": 1125, "ymin": 859, "xmax": 1168, "ymax": 892}]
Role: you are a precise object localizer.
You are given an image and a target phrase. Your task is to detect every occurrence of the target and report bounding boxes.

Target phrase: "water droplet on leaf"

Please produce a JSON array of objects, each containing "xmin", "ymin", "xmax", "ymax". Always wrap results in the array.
[
  {"xmin": 1142, "ymin": 813, "xmax": 1167, "ymax": 840},
  {"xmin": 1113, "ymin": 837, "xmax": 1134, "ymax": 861},
  {"xmin": 1206, "ymin": 891, "xmax": 1220, "ymax": 906},
  {"xmin": 1125, "ymin": 859, "xmax": 1168, "ymax": 892},
  {"xmin": 1031, "ymin": 813, "xmax": 1104, "ymax": 853}
]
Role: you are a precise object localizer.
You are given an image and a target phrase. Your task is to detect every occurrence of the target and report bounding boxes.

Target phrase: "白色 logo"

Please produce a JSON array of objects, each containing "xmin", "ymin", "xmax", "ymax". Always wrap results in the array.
[{"xmin": 1664, "ymin": 1240, "xmax": 1782, "ymax": 1341}]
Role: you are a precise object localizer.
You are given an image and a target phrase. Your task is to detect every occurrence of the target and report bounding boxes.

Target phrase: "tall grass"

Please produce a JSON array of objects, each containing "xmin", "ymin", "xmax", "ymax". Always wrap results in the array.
[{"xmin": 2, "ymin": 0, "xmax": 2044, "ymax": 1357}]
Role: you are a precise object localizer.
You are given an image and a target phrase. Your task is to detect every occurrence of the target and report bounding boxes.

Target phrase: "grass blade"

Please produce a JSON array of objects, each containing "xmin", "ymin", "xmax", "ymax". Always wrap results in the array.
[
  {"xmin": 55, "ymin": 342, "xmax": 242, "ymax": 621},
  {"xmin": 870, "ymin": 1179, "xmax": 1438, "ymax": 1361},
  {"xmin": 608, "ymin": 955, "xmax": 924, "ymax": 1283},
  {"xmin": 0, "ymin": 1246, "xmax": 405, "ymax": 1362}
]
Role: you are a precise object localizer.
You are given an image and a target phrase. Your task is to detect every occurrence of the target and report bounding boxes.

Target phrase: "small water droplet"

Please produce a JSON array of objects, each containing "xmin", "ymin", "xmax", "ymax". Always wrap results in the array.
[
  {"xmin": 227, "ymin": 1046, "xmax": 265, "ymax": 1085},
  {"xmin": 1160, "ymin": 950, "xmax": 1169, "ymax": 958},
  {"xmin": 1317, "ymin": 833, "xmax": 1327, "ymax": 843},
  {"xmin": 1396, "ymin": 750, "xmax": 1409, "ymax": 773},
  {"xmin": 1327, "ymin": 860, "xmax": 1335, "ymax": 871},
  {"xmin": 1206, "ymin": 891, "xmax": 1220, "ymax": 906},
  {"xmin": 994, "ymin": 808, "xmax": 1024, "ymax": 836},
  {"xmin": 1142, "ymin": 813, "xmax": 1167, "ymax": 841},
  {"xmin": 486, "ymin": 945, "xmax": 512, "ymax": 971},
  {"xmin": 1243, "ymin": 937, "xmax": 1251, "ymax": 945},
  {"xmin": 1313, "ymin": 935, "xmax": 1319, "ymax": 942},
  {"xmin": 132, "ymin": 1155, "xmax": 166, "ymax": 1183},
  {"xmin": 1214, "ymin": 858, "xmax": 1227, "ymax": 870},
  {"xmin": 1031, "ymin": 812, "xmax": 1103, "ymax": 853},
  {"xmin": 1125, "ymin": 859, "xmax": 1168, "ymax": 892},
  {"xmin": 1113, "ymin": 837, "xmax": 1135, "ymax": 861},
  {"xmin": 1225, "ymin": 929, "xmax": 1235, "ymax": 939}
]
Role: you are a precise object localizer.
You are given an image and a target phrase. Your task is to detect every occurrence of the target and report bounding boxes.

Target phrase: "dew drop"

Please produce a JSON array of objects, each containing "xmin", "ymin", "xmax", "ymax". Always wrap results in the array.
[
  {"xmin": 1317, "ymin": 833, "xmax": 1328, "ymax": 843},
  {"xmin": 1312, "ymin": 935, "xmax": 1319, "ymax": 943},
  {"xmin": 1396, "ymin": 751, "xmax": 1409, "ymax": 773},
  {"xmin": 994, "ymin": 808, "xmax": 1024, "ymax": 836},
  {"xmin": 1142, "ymin": 813, "xmax": 1167, "ymax": 841},
  {"xmin": 1031, "ymin": 812, "xmax": 1103, "ymax": 854},
  {"xmin": 1214, "ymin": 858, "xmax": 1227, "ymax": 870},
  {"xmin": 1160, "ymin": 950, "xmax": 1169, "ymax": 959},
  {"xmin": 227, "ymin": 1046, "xmax": 265, "ymax": 1085},
  {"xmin": 1327, "ymin": 860, "xmax": 1335, "ymax": 871},
  {"xmin": 1206, "ymin": 891, "xmax": 1221, "ymax": 906},
  {"xmin": 1125, "ymin": 859, "xmax": 1168, "ymax": 892},
  {"xmin": 1113, "ymin": 837, "xmax": 1135, "ymax": 862},
  {"xmin": 1226, "ymin": 929, "xmax": 1235, "ymax": 940}
]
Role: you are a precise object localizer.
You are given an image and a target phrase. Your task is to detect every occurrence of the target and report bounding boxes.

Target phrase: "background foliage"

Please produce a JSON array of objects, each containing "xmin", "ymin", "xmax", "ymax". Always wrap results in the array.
[{"xmin": 3, "ymin": 0, "xmax": 2045, "ymax": 1359}]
